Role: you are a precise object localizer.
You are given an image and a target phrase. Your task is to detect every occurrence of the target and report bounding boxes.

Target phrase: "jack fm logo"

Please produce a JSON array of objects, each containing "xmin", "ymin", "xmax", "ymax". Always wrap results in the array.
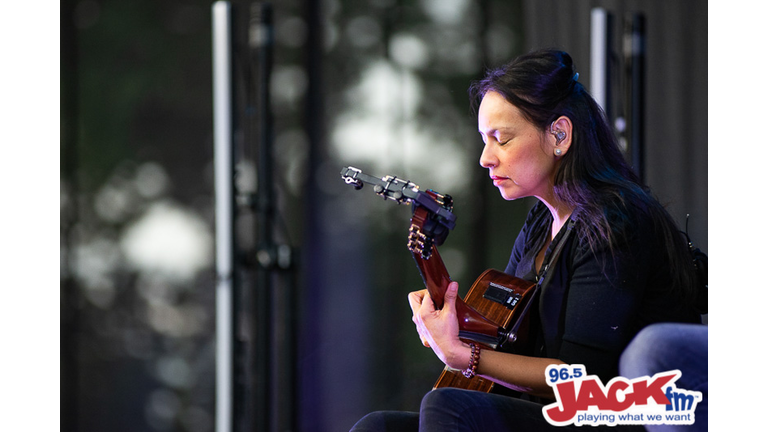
[{"xmin": 542, "ymin": 364, "xmax": 702, "ymax": 427}]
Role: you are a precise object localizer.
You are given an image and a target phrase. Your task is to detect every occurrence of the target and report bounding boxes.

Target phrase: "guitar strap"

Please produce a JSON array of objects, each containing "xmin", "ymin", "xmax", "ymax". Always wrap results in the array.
[{"xmin": 505, "ymin": 218, "xmax": 576, "ymax": 343}]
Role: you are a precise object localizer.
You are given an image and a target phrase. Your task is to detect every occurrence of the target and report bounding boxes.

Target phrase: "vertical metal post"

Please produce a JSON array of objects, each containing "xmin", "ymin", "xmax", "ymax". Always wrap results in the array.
[
  {"xmin": 61, "ymin": 1, "xmax": 80, "ymax": 431},
  {"xmin": 590, "ymin": 8, "xmax": 612, "ymax": 114},
  {"xmin": 300, "ymin": 0, "xmax": 324, "ymax": 427},
  {"xmin": 249, "ymin": 3, "xmax": 275, "ymax": 431},
  {"xmin": 212, "ymin": 3, "xmax": 234, "ymax": 432}
]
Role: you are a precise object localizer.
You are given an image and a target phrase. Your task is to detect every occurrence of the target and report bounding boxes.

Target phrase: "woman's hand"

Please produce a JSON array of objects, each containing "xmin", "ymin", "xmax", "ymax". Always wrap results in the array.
[
  {"xmin": 408, "ymin": 282, "xmax": 565, "ymax": 398},
  {"xmin": 407, "ymin": 282, "xmax": 469, "ymax": 370}
]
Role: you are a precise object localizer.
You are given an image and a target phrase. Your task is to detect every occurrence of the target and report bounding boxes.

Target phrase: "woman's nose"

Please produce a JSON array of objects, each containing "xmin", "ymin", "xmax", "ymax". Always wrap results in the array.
[{"xmin": 479, "ymin": 144, "xmax": 496, "ymax": 169}]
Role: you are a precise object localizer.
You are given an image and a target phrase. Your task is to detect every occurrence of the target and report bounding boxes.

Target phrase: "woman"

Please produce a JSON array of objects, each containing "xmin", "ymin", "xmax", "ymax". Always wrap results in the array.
[{"xmin": 350, "ymin": 49, "xmax": 701, "ymax": 431}]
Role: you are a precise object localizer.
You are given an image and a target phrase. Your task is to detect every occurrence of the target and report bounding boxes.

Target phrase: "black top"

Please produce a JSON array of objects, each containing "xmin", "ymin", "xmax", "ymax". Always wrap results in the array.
[{"xmin": 504, "ymin": 201, "xmax": 699, "ymax": 383}]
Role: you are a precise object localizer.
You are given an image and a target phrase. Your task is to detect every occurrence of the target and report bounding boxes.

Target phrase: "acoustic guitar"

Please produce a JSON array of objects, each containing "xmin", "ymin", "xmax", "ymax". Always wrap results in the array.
[{"xmin": 341, "ymin": 166, "xmax": 536, "ymax": 392}]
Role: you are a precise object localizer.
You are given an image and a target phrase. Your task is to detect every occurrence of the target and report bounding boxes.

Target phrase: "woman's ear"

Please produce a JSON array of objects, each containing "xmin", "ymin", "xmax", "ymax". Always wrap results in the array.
[{"xmin": 550, "ymin": 116, "xmax": 573, "ymax": 157}]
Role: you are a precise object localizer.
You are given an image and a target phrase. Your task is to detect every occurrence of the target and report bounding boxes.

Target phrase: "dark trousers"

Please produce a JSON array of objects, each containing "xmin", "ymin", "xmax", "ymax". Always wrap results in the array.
[{"xmin": 349, "ymin": 387, "xmax": 644, "ymax": 432}]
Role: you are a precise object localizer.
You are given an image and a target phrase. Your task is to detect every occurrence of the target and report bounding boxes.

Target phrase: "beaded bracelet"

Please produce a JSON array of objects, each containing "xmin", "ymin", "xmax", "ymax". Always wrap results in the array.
[{"xmin": 462, "ymin": 342, "xmax": 481, "ymax": 378}]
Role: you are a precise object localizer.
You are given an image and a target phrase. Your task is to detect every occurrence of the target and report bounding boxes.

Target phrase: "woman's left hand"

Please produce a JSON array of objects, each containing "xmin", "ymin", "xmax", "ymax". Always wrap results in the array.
[{"xmin": 407, "ymin": 281, "xmax": 469, "ymax": 370}]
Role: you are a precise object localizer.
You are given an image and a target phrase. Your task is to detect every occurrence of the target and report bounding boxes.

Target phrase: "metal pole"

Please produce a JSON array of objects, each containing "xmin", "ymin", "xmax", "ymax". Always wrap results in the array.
[
  {"xmin": 590, "ymin": 8, "xmax": 612, "ymax": 114},
  {"xmin": 249, "ymin": 3, "xmax": 275, "ymax": 431},
  {"xmin": 212, "ymin": 3, "xmax": 235, "ymax": 432},
  {"xmin": 61, "ymin": 1, "xmax": 80, "ymax": 430}
]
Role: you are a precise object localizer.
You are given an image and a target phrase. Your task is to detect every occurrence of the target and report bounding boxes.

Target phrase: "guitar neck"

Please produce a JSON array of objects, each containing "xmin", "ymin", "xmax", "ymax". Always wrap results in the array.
[
  {"xmin": 404, "ymin": 188, "xmax": 510, "ymax": 344},
  {"xmin": 411, "ymin": 246, "xmax": 451, "ymax": 310},
  {"xmin": 408, "ymin": 205, "xmax": 452, "ymax": 308}
]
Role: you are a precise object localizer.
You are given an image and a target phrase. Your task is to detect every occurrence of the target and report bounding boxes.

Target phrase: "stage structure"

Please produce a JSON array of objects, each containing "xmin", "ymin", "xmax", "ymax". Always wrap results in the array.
[
  {"xmin": 590, "ymin": 7, "xmax": 646, "ymax": 181},
  {"xmin": 213, "ymin": 2, "xmax": 297, "ymax": 432},
  {"xmin": 212, "ymin": 3, "xmax": 234, "ymax": 431},
  {"xmin": 590, "ymin": 8, "xmax": 612, "ymax": 115}
]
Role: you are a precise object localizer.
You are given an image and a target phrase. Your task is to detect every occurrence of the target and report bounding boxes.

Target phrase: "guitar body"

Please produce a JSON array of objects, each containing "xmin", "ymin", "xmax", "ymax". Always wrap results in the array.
[{"xmin": 431, "ymin": 269, "xmax": 535, "ymax": 392}]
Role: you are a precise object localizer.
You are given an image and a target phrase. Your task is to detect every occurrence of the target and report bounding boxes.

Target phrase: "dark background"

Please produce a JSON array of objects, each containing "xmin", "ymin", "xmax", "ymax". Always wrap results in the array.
[{"xmin": 54, "ymin": 1, "xmax": 709, "ymax": 431}]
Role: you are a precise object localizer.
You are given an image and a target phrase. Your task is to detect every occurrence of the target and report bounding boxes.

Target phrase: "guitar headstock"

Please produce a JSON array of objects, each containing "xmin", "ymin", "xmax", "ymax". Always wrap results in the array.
[
  {"xmin": 340, "ymin": 166, "xmax": 457, "ymax": 258},
  {"xmin": 340, "ymin": 166, "xmax": 419, "ymax": 204}
]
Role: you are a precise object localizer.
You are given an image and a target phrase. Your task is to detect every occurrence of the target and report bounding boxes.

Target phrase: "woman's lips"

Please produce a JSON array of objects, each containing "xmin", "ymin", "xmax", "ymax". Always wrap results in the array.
[{"xmin": 491, "ymin": 175, "xmax": 509, "ymax": 186}]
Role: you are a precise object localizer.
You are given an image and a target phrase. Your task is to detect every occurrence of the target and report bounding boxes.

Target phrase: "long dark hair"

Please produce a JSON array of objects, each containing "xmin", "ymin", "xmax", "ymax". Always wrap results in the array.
[{"xmin": 469, "ymin": 49, "xmax": 696, "ymax": 300}]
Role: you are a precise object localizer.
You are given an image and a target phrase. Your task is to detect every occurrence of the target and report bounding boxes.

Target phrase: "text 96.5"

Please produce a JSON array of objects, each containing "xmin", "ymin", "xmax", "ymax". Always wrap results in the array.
[{"xmin": 547, "ymin": 364, "xmax": 585, "ymax": 383}]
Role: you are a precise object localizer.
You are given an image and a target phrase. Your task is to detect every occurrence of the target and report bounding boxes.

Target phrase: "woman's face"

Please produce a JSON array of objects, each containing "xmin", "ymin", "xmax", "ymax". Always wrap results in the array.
[{"xmin": 478, "ymin": 91, "xmax": 557, "ymax": 201}]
